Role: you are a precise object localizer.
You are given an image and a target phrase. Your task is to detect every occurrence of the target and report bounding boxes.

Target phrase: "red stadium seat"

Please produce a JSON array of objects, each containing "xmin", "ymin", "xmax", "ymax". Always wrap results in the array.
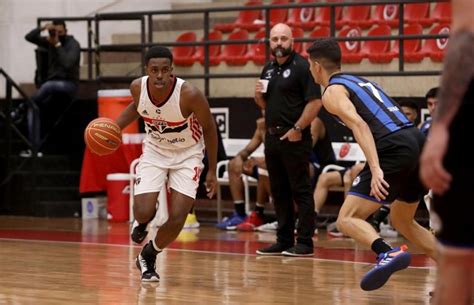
[
  {"xmin": 287, "ymin": 0, "xmax": 316, "ymax": 30},
  {"xmin": 421, "ymin": 2, "xmax": 451, "ymax": 25},
  {"xmin": 310, "ymin": 2, "xmax": 343, "ymax": 28},
  {"xmin": 337, "ymin": 26, "xmax": 363, "ymax": 63},
  {"xmin": 420, "ymin": 24, "xmax": 450, "ymax": 62},
  {"xmin": 246, "ymin": 30, "xmax": 267, "ymax": 65},
  {"xmin": 214, "ymin": 0, "xmax": 262, "ymax": 33},
  {"xmin": 371, "ymin": 4, "xmax": 399, "ymax": 28},
  {"xmin": 292, "ymin": 27, "xmax": 305, "ymax": 54},
  {"xmin": 267, "ymin": 0, "xmax": 290, "ymax": 27},
  {"xmin": 301, "ymin": 27, "xmax": 330, "ymax": 58},
  {"xmin": 172, "ymin": 32, "xmax": 197, "ymax": 66},
  {"xmin": 361, "ymin": 24, "xmax": 393, "ymax": 63},
  {"xmin": 337, "ymin": 5, "xmax": 372, "ymax": 29},
  {"xmin": 404, "ymin": 3, "xmax": 430, "ymax": 27},
  {"xmin": 220, "ymin": 29, "xmax": 250, "ymax": 66},
  {"xmin": 390, "ymin": 24, "xmax": 424, "ymax": 63},
  {"xmin": 193, "ymin": 30, "xmax": 223, "ymax": 66}
]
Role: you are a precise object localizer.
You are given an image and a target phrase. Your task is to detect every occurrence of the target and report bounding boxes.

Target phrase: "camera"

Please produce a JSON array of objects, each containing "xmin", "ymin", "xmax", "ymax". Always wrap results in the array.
[{"xmin": 49, "ymin": 29, "xmax": 56, "ymax": 37}]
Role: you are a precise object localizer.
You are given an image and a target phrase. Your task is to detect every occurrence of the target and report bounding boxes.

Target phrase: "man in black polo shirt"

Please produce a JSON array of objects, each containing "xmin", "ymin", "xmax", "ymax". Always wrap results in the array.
[{"xmin": 255, "ymin": 23, "xmax": 322, "ymax": 257}]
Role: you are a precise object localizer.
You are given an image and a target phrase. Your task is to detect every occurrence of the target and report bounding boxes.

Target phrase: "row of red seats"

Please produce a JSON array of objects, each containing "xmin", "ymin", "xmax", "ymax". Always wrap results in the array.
[
  {"xmin": 214, "ymin": 0, "xmax": 451, "ymax": 33},
  {"xmin": 173, "ymin": 23, "xmax": 449, "ymax": 66}
]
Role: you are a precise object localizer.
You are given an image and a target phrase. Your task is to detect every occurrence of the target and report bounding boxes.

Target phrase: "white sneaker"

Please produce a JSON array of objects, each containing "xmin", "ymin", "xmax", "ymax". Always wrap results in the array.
[
  {"xmin": 380, "ymin": 223, "xmax": 398, "ymax": 238},
  {"xmin": 256, "ymin": 221, "xmax": 278, "ymax": 232}
]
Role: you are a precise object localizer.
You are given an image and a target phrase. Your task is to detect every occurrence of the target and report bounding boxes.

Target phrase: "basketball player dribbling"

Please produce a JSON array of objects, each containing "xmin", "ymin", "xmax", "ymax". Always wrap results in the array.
[
  {"xmin": 420, "ymin": 0, "xmax": 474, "ymax": 303},
  {"xmin": 115, "ymin": 46, "xmax": 218, "ymax": 282}
]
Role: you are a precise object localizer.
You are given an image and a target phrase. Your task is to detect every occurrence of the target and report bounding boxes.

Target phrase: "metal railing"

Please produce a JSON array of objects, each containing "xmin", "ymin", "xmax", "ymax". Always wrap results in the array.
[
  {"xmin": 0, "ymin": 68, "xmax": 40, "ymax": 211},
  {"xmin": 35, "ymin": 0, "xmax": 446, "ymax": 96}
]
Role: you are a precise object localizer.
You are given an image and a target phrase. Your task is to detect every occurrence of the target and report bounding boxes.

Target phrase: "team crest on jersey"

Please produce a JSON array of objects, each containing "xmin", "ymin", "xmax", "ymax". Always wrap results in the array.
[
  {"xmin": 283, "ymin": 69, "xmax": 291, "ymax": 78},
  {"xmin": 146, "ymin": 119, "xmax": 188, "ymax": 134},
  {"xmin": 352, "ymin": 175, "xmax": 361, "ymax": 186}
]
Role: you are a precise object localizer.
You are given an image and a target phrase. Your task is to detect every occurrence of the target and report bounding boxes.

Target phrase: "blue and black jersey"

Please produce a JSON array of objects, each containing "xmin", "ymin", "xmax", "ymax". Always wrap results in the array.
[{"xmin": 327, "ymin": 73, "xmax": 413, "ymax": 140}]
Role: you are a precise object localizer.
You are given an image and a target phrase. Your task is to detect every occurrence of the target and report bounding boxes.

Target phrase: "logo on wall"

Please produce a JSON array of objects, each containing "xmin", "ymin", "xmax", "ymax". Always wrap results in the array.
[{"xmin": 211, "ymin": 107, "xmax": 229, "ymax": 139}]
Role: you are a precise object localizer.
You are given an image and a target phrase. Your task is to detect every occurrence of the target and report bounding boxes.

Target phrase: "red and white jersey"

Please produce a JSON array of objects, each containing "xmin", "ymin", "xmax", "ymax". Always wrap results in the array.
[{"xmin": 137, "ymin": 76, "xmax": 204, "ymax": 152}]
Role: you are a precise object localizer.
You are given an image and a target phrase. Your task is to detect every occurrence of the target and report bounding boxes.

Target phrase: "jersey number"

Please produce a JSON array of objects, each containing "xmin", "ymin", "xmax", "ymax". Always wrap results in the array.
[
  {"xmin": 192, "ymin": 167, "xmax": 202, "ymax": 182},
  {"xmin": 358, "ymin": 82, "xmax": 384, "ymax": 104}
]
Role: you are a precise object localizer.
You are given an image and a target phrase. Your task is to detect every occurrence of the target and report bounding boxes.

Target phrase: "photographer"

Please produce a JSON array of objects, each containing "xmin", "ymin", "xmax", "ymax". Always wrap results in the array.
[{"xmin": 17, "ymin": 20, "xmax": 80, "ymax": 156}]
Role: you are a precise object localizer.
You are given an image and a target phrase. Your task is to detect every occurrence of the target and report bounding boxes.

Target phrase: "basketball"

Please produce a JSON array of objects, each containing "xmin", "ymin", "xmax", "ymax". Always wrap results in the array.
[{"xmin": 84, "ymin": 117, "xmax": 122, "ymax": 156}]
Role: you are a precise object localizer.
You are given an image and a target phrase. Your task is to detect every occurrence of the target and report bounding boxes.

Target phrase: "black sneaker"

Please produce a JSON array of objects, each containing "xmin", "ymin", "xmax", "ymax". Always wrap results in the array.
[
  {"xmin": 131, "ymin": 220, "xmax": 148, "ymax": 244},
  {"xmin": 136, "ymin": 254, "xmax": 160, "ymax": 282},
  {"xmin": 282, "ymin": 244, "xmax": 314, "ymax": 257},
  {"xmin": 256, "ymin": 243, "xmax": 292, "ymax": 256}
]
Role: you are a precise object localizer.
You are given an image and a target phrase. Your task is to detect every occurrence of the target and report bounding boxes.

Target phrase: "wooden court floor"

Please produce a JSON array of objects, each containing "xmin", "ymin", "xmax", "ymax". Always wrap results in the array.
[{"xmin": 0, "ymin": 216, "xmax": 436, "ymax": 305}]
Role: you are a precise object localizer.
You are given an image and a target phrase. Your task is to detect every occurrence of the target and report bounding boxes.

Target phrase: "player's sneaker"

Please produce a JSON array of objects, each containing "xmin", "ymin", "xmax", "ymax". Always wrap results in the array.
[
  {"xmin": 216, "ymin": 212, "xmax": 246, "ymax": 230},
  {"xmin": 135, "ymin": 253, "xmax": 160, "ymax": 282},
  {"xmin": 326, "ymin": 221, "xmax": 344, "ymax": 237},
  {"xmin": 379, "ymin": 223, "xmax": 398, "ymax": 238},
  {"xmin": 257, "ymin": 221, "xmax": 278, "ymax": 232},
  {"xmin": 183, "ymin": 212, "xmax": 200, "ymax": 229},
  {"xmin": 360, "ymin": 245, "xmax": 411, "ymax": 291},
  {"xmin": 131, "ymin": 220, "xmax": 149, "ymax": 244},
  {"xmin": 236, "ymin": 211, "xmax": 264, "ymax": 231},
  {"xmin": 256, "ymin": 243, "xmax": 292, "ymax": 256}
]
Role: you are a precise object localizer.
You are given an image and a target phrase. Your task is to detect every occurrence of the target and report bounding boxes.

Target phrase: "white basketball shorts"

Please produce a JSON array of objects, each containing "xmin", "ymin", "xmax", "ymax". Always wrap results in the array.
[{"xmin": 134, "ymin": 141, "xmax": 205, "ymax": 199}]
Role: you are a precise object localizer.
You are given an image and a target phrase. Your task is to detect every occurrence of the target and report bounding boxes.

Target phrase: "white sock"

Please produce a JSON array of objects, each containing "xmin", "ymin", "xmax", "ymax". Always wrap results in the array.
[{"xmin": 151, "ymin": 239, "xmax": 162, "ymax": 253}]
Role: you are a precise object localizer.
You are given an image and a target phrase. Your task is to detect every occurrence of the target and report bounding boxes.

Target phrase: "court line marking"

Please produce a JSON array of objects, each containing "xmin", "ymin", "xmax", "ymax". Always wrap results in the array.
[{"xmin": 0, "ymin": 237, "xmax": 434, "ymax": 270}]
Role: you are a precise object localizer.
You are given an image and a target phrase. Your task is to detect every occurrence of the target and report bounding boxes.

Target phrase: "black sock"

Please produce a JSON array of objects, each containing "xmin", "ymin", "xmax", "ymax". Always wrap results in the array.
[
  {"xmin": 142, "ymin": 241, "xmax": 159, "ymax": 260},
  {"xmin": 371, "ymin": 238, "xmax": 393, "ymax": 255},
  {"xmin": 255, "ymin": 205, "xmax": 264, "ymax": 217},
  {"xmin": 235, "ymin": 202, "xmax": 246, "ymax": 217},
  {"xmin": 189, "ymin": 206, "xmax": 195, "ymax": 214}
]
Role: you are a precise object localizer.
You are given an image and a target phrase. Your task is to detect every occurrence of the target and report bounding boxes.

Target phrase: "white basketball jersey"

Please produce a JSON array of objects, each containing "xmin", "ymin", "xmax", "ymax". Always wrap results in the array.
[{"xmin": 137, "ymin": 76, "xmax": 204, "ymax": 152}]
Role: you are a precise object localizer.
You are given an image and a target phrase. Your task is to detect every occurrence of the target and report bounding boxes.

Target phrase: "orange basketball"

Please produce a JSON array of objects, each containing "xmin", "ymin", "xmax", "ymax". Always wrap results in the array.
[{"xmin": 84, "ymin": 117, "xmax": 122, "ymax": 156}]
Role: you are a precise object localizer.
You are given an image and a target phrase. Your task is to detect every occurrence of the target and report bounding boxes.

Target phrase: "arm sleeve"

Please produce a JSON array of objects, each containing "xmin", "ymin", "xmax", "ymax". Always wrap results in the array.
[
  {"xmin": 25, "ymin": 28, "xmax": 49, "ymax": 48},
  {"xmin": 300, "ymin": 62, "xmax": 322, "ymax": 101}
]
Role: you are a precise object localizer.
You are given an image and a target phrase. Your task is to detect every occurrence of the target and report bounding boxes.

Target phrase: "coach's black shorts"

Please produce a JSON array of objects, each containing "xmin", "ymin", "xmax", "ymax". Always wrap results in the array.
[
  {"xmin": 432, "ymin": 101, "xmax": 474, "ymax": 248},
  {"xmin": 348, "ymin": 127, "xmax": 426, "ymax": 204}
]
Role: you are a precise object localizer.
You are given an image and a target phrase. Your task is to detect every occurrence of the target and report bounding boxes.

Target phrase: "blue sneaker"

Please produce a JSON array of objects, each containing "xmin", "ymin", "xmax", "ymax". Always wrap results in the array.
[
  {"xmin": 216, "ymin": 212, "xmax": 246, "ymax": 230},
  {"xmin": 360, "ymin": 245, "xmax": 411, "ymax": 291}
]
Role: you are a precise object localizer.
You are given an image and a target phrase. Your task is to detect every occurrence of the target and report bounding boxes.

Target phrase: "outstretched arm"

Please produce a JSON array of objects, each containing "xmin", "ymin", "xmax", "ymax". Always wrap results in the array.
[{"xmin": 323, "ymin": 85, "xmax": 389, "ymax": 201}]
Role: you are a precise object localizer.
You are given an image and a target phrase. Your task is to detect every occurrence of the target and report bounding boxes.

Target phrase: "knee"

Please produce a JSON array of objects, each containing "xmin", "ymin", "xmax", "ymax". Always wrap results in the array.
[
  {"xmin": 336, "ymin": 216, "xmax": 349, "ymax": 233},
  {"xmin": 228, "ymin": 160, "xmax": 242, "ymax": 176},
  {"xmin": 133, "ymin": 203, "xmax": 155, "ymax": 223}
]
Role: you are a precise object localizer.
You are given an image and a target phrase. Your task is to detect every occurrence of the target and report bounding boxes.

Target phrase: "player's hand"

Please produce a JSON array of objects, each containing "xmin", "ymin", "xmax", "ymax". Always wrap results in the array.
[
  {"xmin": 280, "ymin": 128, "xmax": 302, "ymax": 142},
  {"xmin": 369, "ymin": 166, "xmax": 390, "ymax": 201},
  {"xmin": 205, "ymin": 171, "xmax": 217, "ymax": 199},
  {"xmin": 420, "ymin": 124, "xmax": 451, "ymax": 195}
]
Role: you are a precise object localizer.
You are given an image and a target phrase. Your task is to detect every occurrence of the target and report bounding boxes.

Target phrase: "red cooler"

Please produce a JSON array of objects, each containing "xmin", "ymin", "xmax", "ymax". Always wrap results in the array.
[
  {"xmin": 106, "ymin": 173, "xmax": 131, "ymax": 222},
  {"xmin": 98, "ymin": 89, "xmax": 138, "ymax": 133}
]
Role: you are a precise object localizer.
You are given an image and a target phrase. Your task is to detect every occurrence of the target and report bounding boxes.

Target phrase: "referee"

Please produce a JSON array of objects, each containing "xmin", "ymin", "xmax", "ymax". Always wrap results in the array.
[{"xmin": 255, "ymin": 23, "xmax": 322, "ymax": 257}]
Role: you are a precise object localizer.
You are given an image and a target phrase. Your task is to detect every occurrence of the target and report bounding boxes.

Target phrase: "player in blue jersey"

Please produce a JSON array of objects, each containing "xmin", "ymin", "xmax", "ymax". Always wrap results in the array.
[{"xmin": 306, "ymin": 38, "xmax": 437, "ymax": 291}]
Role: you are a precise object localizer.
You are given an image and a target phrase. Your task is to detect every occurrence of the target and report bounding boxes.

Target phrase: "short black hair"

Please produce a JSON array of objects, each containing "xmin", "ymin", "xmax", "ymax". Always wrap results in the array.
[
  {"xmin": 52, "ymin": 19, "xmax": 66, "ymax": 28},
  {"xmin": 306, "ymin": 38, "xmax": 341, "ymax": 70},
  {"xmin": 145, "ymin": 46, "xmax": 173, "ymax": 65},
  {"xmin": 399, "ymin": 100, "xmax": 419, "ymax": 111},
  {"xmin": 425, "ymin": 87, "xmax": 438, "ymax": 99}
]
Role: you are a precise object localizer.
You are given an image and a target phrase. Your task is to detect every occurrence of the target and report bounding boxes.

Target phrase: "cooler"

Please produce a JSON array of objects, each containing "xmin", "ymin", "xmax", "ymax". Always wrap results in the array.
[
  {"xmin": 98, "ymin": 89, "xmax": 139, "ymax": 133},
  {"xmin": 106, "ymin": 173, "xmax": 131, "ymax": 222}
]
